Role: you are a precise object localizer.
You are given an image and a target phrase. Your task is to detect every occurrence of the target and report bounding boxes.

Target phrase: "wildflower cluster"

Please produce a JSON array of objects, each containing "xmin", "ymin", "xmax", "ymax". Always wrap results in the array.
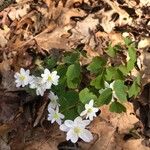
[
  {"xmin": 14, "ymin": 68, "xmax": 99, "ymax": 143},
  {"xmin": 14, "ymin": 68, "xmax": 59, "ymax": 96},
  {"xmin": 14, "ymin": 38, "xmax": 141, "ymax": 144}
]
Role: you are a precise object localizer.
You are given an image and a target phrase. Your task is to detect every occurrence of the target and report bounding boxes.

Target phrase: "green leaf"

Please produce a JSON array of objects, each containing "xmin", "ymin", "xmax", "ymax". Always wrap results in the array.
[
  {"xmin": 59, "ymin": 91, "xmax": 79, "ymax": 120},
  {"xmin": 113, "ymin": 80, "xmax": 127, "ymax": 102},
  {"xmin": 63, "ymin": 52, "xmax": 80, "ymax": 64},
  {"xmin": 77, "ymin": 102, "xmax": 85, "ymax": 114},
  {"xmin": 57, "ymin": 65, "xmax": 67, "ymax": 85},
  {"xmin": 109, "ymin": 101, "xmax": 126, "ymax": 113},
  {"xmin": 97, "ymin": 88, "xmax": 112, "ymax": 106},
  {"xmin": 64, "ymin": 91, "xmax": 79, "ymax": 104},
  {"xmin": 119, "ymin": 40, "xmax": 137, "ymax": 75},
  {"xmin": 43, "ymin": 57, "xmax": 57, "ymax": 69},
  {"xmin": 106, "ymin": 44, "xmax": 119, "ymax": 57},
  {"xmin": 87, "ymin": 56, "xmax": 106, "ymax": 74},
  {"xmin": 118, "ymin": 65, "xmax": 128, "ymax": 76},
  {"xmin": 63, "ymin": 107, "xmax": 79, "ymax": 120},
  {"xmin": 127, "ymin": 45, "xmax": 136, "ymax": 72},
  {"xmin": 105, "ymin": 67, "xmax": 123, "ymax": 81},
  {"xmin": 124, "ymin": 37, "xmax": 132, "ymax": 46},
  {"xmin": 66, "ymin": 63, "xmax": 81, "ymax": 89},
  {"xmin": 79, "ymin": 88, "xmax": 97, "ymax": 104},
  {"xmin": 90, "ymin": 74, "xmax": 104, "ymax": 89},
  {"xmin": 128, "ymin": 76, "xmax": 141, "ymax": 98}
]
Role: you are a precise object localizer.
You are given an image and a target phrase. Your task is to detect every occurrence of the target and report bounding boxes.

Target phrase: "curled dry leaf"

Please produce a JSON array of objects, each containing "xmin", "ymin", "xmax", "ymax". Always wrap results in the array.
[
  {"xmin": 138, "ymin": 38, "xmax": 150, "ymax": 49},
  {"xmin": 140, "ymin": 0, "xmax": 150, "ymax": 6},
  {"xmin": 8, "ymin": 4, "xmax": 30, "ymax": 21},
  {"xmin": 0, "ymin": 26, "xmax": 10, "ymax": 48},
  {"xmin": 35, "ymin": 25, "xmax": 70, "ymax": 51}
]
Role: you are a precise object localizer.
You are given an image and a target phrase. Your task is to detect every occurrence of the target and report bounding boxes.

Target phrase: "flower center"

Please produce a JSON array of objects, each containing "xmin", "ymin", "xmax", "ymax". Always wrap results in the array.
[
  {"xmin": 19, "ymin": 75, "xmax": 25, "ymax": 81},
  {"xmin": 74, "ymin": 127, "xmax": 81, "ymax": 135},
  {"xmin": 87, "ymin": 108, "xmax": 93, "ymax": 113},
  {"xmin": 48, "ymin": 75, "xmax": 52, "ymax": 81},
  {"xmin": 53, "ymin": 113, "xmax": 59, "ymax": 119}
]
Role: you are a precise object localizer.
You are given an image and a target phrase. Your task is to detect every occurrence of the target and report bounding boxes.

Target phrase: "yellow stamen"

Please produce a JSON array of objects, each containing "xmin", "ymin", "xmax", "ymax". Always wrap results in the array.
[
  {"xmin": 48, "ymin": 76, "xmax": 52, "ymax": 81},
  {"xmin": 87, "ymin": 108, "xmax": 92, "ymax": 113},
  {"xmin": 19, "ymin": 75, "xmax": 25, "ymax": 81},
  {"xmin": 74, "ymin": 127, "xmax": 81, "ymax": 135},
  {"xmin": 53, "ymin": 113, "xmax": 59, "ymax": 119}
]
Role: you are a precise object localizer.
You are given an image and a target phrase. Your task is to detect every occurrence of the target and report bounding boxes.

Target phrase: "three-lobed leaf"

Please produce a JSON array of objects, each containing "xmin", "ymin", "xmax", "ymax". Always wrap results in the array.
[
  {"xmin": 79, "ymin": 88, "xmax": 97, "ymax": 104},
  {"xmin": 113, "ymin": 80, "xmax": 127, "ymax": 102},
  {"xmin": 109, "ymin": 101, "xmax": 126, "ymax": 113},
  {"xmin": 128, "ymin": 75, "xmax": 141, "ymax": 98},
  {"xmin": 90, "ymin": 73, "xmax": 104, "ymax": 89},
  {"xmin": 63, "ymin": 52, "xmax": 80, "ymax": 64},
  {"xmin": 59, "ymin": 91, "xmax": 79, "ymax": 119},
  {"xmin": 87, "ymin": 56, "xmax": 106, "ymax": 74},
  {"xmin": 97, "ymin": 88, "xmax": 112, "ymax": 106},
  {"xmin": 66, "ymin": 63, "xmax": 81, "ymax": 89},
  {"xmin": 105, "ymin": 67, "xmax": 123, "ymax": 81}
]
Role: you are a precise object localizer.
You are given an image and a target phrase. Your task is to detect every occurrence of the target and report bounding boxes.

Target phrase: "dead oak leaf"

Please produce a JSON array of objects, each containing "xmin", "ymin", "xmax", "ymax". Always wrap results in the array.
[
  {"xmin": 35, "ymin": 25, "xmax": 71, "ymax": 51},
  {"xmin": 0, "ymin": 26, "xmax": 10, "ymax": 48},
  {"xmin": 8, "ymin": 4, "xmax": 30, "ymax": 21}
]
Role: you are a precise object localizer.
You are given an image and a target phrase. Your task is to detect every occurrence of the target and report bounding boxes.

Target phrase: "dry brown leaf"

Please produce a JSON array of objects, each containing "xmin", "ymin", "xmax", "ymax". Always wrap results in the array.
[
  {"xmin": 35, "ymin": 26, "xmax": 71, "ymax": 51},
  {"xmin": 0, "ymin": 26, "xmax": 10, "ymax": 48},
  {"xmin": 138, "ymin": 38, "xmax": 150, "ymax": 49},
  {"xmin": 0, "ymin": 137, "xmax": 10, "ymax": 150},
  {"xmin": 140, "ymin": 0, "xmax": 150, "ymax": 6},
  {"xmin": 8, "ymin": 4, "xmax": 30, "ymax": 21},
  {"xmin": 123, "ymin": 139, "xmax": 150, "ymax": 150}
]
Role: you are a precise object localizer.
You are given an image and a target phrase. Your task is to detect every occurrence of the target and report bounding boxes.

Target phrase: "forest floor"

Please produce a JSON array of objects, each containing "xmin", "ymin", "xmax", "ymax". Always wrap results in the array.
[{"xmin": 0, "ymin": 0, "xmax": 150, "ymax": 149}]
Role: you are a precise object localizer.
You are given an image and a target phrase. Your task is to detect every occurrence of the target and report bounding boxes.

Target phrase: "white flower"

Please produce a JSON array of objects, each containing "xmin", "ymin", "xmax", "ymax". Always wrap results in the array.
[
  {"xmin": 14, "ymin": 68, "xmax": 33, "ymax": 87},
  {"xmin": 80, "ymin": 100, "xmax": 99, "ymax": 121},
  {"xmin": 99, "ymin": 81, "xmax": 118, "ymax": 102},
  {"xmin": 48, "ymin": 106, "xmax": 64, "ymax": 125},
  {"xmin": 108, "ymin": 81, "xmax": 118, "ymax": 102},
  {"xmin": 60, "ymin": 117, "xmax": 93, "ymax": 143},
  {"xmin": 99, "ymin": 81, "xmax": 112, "ymax": 94},
  {"xmin": 30, "ymin": 77, "xmax": 47, "ymax": 96},
  {"xmin": 48, "ymin": 92, "xmax": 60, "ymax": 109},
  {"xmin": 41, "ymin": 69, "xmax": 60, "ymax": 89}
]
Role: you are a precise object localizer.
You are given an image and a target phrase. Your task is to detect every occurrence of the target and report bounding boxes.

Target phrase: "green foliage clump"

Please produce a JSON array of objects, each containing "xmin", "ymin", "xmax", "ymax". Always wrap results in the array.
[{"xmin": 33, "ymin": 38, "xmax": 141, "ymax": 120}]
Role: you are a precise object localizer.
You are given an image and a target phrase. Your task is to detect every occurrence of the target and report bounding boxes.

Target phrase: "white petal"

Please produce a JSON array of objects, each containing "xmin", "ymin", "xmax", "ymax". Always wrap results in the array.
[
  {"xmin": 93, "ymin": 108, "xmax": 99, "ymax": 113},
  {"xmin": 89, "ymin": 99, "xmax": 94, "ymax": 106},
  {"xmin": 20, "ymin": 68, "xmax": 25, "ymax": 74},
  {"xmin": 56, "ymin": 119, "xmax": 62, "ymax": 125},
  {"xmin": 26, "ymin": 69, "xmax": 30, "ymax": 75},
  {"xmin": 59, "ymin": 113, "xmax": 65, "ymax": 119},
  {"xmin": 110, "ymin": 81, "xmax": 115, "ymax": 90},
  {"xmin": 89, "ymin": 115, "xmax": 94, "ymax": 121},
  {"xmin": 80, "ymin": 120, "xmax": 91, "ymax": 127},
  {"xmin": 80, "ymin": 110, "xmax": 87, "ymax": 116},
  {"xmin": 48, "ymin": 107, "xmax": 55, "ymax": 114},
  {"xmin": 14, "ymin": 72, "xmax": 20, "ymax": 78},
  {"xmin": 51, "ymin": 71, "xmax": 57, "ymax": 76},
  {"xmin": 113, "ymin": 91, "xmax": 118, "ymax": 99},
  {"xmin": 65, "ymin": 120, "xmax": 74, "ymax": 128},
  {"xmin": 74, "ymin": 117, "xmax": 82, "ymax": 124},
  {"xmin": 85, "ymin": 103, "xmax": 91, "ymax": 110},
  {"xmin": 104, "ymin": 81, "xmax": 110, "ymax": 88},
  {"xmin": 56, "ymin": 106, "xmax": 59, "ymax": 112},
  {"xmin": 48, "ymin": 102, "xmax": 57, "ymax": 109},
  {"xmin": 74, "ymin": 117, "xmax": 90, "ymax": 128},
  {"xmin": 47, "ymin": 114, "xmax": 53, "ymax": 121},
  {"xmin": 67, "ymin": 129, "xmax": 78, "ymax": 143},
  {"xmin": 60, "ymin": 124, "xmax": 70, "ymax": 132},
  {"xmin": 51, "ymin": 118, "xmax": 55, "ymax": 123},
  {"xmin": 16, "ymin": 82, "xmax": 21, "ymax": 87},
  {"xmin": 79, "ymin": 129, "xmax": 93, "ymax": 142},
  {"xmin": 44, "ymin": 68, "xmax": 50, "ymax": 74}
]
